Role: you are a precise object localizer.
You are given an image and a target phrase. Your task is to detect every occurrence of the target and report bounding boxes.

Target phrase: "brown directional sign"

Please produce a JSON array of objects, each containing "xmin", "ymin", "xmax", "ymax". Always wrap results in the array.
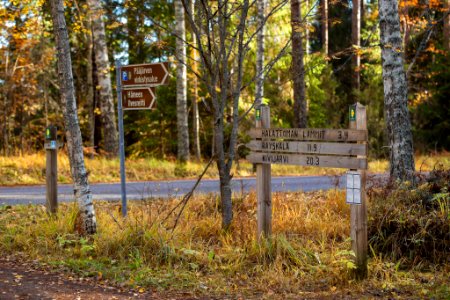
[
  {"xmin": 248, "ymin": 128, "xmax": 367, "ymax": 142},
  {"xmin": 121, "ymin": 62, "xmax": 169, "ymax": 87},
  {"xmin": 122, "ymin": 87, "xmax": 156, "ymax": 110},
  {"xmin": 246, "ymin": 140, "xmax": 367, "ymax": 156},
  {"xmin": 247, "ymin": 152, "xmax": 368, "ymax": 169}
]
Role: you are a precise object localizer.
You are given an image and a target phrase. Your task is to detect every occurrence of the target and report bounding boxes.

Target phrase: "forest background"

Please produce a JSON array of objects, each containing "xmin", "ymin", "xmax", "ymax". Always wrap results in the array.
[{"xmin": 0, "ymin": 0, "xmax": 449, "ymax": 161}]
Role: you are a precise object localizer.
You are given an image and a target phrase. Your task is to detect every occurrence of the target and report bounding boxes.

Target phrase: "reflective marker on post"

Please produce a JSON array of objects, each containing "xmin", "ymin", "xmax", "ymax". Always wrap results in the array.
[{"xmin": 346, "ymin": 171, "xmax": 362, "ymax": 205}]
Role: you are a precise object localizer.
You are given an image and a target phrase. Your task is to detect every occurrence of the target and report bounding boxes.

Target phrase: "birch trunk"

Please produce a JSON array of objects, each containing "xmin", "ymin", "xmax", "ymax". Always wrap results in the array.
[
  {"xmin": 255, "ymin": 0, "xmax": 266, "ymax": 107},
  {"xmin": 378, "ymin": 0, "xmax": 415, "ymax": 182},
  {"xmin": 291, "ymin": 0, "xmax": 307, "ymax": 128},
  {"xmin": 50, "ymin": 0, "xmax": 97, "ymax": 234},
  {"xmin": 352, "ymin": 0, "xmax": 361, "ymax": 98},
  {"xmin": 175, "ymin": 0, "xmax": 190, "ymax": 162},
  {"xmin": 86, "ymin": 20, "xmax": 95, "ymax": 157},
  {"xmin": 191, "ymin": 0, "xmax": 201, "ymax": 160},
  {"xmin": 444, "ymin": 0, "xmax": 450, "ymax": 51},
  {"xmin": 87, "ymin": 0, "xmax": 118, "ymax": 156},
  {"xmin": 321, "ymin": 0, "xmax": 328, "ymax": 54}
]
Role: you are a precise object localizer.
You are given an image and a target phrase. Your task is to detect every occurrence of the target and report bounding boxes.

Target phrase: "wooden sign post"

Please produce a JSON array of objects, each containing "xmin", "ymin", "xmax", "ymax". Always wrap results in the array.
[
  {"xmin": 246, "ymin": 103, "xmax": 368, "ymax": 279},
  {"xmin": 348, "ymin": 103, "xmax": 368, "ymax": 279},
  {"xmin": 116, "ymin": 61, "xmax": 169, "ymax": 217},
  {"xmin": 256, "ymin": 105, "xmax": 272, "ymax": 238},
  {"xmin": 44, "ymin": 125, "xmax": 58, "ymax": 214}
]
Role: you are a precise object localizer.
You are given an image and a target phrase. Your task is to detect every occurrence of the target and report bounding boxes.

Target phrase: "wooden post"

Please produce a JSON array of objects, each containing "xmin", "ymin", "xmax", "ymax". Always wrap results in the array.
[
  {"xmin": 256, "ymin": 105, "xmax": 272, "ymax": 238},
  {"xmin": 45, "ymin": 125, "xmax": 58, "ymax": 214},
  {"xmin": 349, "ymin": 103, "xmax": 367, "ymax": 279}
]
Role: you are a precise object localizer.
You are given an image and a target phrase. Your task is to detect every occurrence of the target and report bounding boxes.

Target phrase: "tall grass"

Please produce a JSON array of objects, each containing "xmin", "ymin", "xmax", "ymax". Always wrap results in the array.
[
  {"xmin": 1, "ymin": 189, "xmax": 448, "ymax": 298},
  {"xmin": 1, "ymin": 152, "xmax": 449, "ymax": 186}
]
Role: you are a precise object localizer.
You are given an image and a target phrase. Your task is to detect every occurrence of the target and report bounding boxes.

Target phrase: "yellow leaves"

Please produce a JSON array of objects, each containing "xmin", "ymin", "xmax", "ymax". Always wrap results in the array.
[{"xmin": 94, "ymin": 107, "xmax": 102, "ymax": 115}]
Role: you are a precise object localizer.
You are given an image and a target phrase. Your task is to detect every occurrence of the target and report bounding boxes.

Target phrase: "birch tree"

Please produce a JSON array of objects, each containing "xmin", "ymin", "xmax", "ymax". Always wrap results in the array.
[
  {"xmin": 352, "ymin": 0, "xmax": 361, "ymax": 97},
  {"xmin": 321, "ymin": 0, "xmax": 328, "ymax": 54},
  {"xmin": 191, "ymin": 0, "xmax": 201, "ymax": 160},
  {"xmin": 181, "ymin": 0, "xmax": 289, "ymax": 229},
  {"xmin": 175, "ymin": 0, "xmax": 190, "ymax": 162},
  {"xmin": 378, "ymin": 0, "xmax": 415, "ymax": 182},
  {"xmin": 50, "ymin": 0, "xmax": 97, "ymax": 234},
  {"xmin": 255, "ymin": 0, "xmax": 266, "ymax": 107},
  {"xmin": 291, "ymin": 0, "xmax": 307, "ymax": 127},
  {"xmin": 87, "ymin": 0, "xmax": 118, "ymax": 156}
]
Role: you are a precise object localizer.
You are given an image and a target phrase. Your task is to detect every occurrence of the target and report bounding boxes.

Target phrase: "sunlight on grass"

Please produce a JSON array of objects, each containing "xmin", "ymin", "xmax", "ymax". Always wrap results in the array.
[
  {"xmin": 0, "ymin": 189, "xmax": 448, "ymax": 298},
  {"xmin": 0, "ymin": 152, "xmax": 449, "ymax": 186}
]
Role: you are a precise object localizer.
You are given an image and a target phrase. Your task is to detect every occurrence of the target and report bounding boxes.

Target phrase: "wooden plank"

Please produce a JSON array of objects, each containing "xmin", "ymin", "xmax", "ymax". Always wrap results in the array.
[
  {"xmin": 349, "ymin": 102, "xmax": 368, "ymax": 280},
  {"xmin": 248, "ymin": 128, "xmax": 367, "ymax": 142},
  {"xmin": 246, "ymin": 140, "xmax": 367, "ymax": 156},
  {"xmin": 247, "ymin": 152, "xmax": 368, "ymax": 169},
  {"xmin": 255, "ymin": 106, "xmax": 272, "ymax": 238}
]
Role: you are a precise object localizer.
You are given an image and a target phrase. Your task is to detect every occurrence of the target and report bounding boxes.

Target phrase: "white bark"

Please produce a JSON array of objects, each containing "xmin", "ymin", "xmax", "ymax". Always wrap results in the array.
[
  {"xmin": 352, "ymin": 0, "xmax": 361, "ymax": 96},
  {"xmin": 255, "ymin": 0, "xmax": 266, "ymax": 107},
  {"xmin": 191, "ymin": 0, "xmax": 201, "ymax": 160},
  {"xmin": 378, "ymin": 0, "xmax": 415, "ymax": 182},
  {"xmin": 87, "ymin": 0, "xmax": 118, "ymax": 156},
  {"xmin": 175, "ymin": 0, "xmax": 190, "ymax": 162},
  {"xmin": 50, "ymin": 0, "xmax": 97, "ymax": 234}
]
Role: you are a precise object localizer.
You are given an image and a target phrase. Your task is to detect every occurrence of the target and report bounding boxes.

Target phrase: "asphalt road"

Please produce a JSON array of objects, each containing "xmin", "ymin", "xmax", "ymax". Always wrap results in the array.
[{"xmin": 0, "ymin": 175, "xmax": 346, "ymax": 205}]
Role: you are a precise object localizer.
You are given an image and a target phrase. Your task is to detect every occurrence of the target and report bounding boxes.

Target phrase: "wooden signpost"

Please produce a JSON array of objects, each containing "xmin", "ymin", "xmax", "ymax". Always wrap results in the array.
[
  {"xmin": 247, "ymin": 103, "xmax": 368, "ymax": 279},
  {"xmin": 44, "ymin": 125, "xmax": 58, "ymax": 214},
  {"xmin": 116, "ymin": 61, "xmax": 169, "ymax": 217}
]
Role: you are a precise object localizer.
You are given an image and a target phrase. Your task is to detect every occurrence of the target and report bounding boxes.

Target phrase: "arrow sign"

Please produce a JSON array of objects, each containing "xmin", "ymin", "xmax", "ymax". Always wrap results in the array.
[
  {"xmin": 121, "ymin": 62, "xmax": 169, "ymax": 87},
  {"xmin": 122, "ymin": 87, "xmax": 156, "ymax": 110}
]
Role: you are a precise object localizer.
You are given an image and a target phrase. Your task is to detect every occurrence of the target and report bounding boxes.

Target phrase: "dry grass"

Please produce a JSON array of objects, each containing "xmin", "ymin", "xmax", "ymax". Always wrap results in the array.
[
  {"xmin": 1, "ymin": 152, "xmax": 449, "ymax": 186},
  {"xmin": 0, "ymin": 189, "xmax": 448, "ymax": 298}
]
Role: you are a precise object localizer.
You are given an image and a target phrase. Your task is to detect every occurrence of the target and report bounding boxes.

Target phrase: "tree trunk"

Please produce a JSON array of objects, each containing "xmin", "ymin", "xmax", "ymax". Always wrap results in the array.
[
  {"xmin": 255, "ymin": 0, "xmax": 266, "ymax": 107},
  {"xmin": 85, "ymin": 18, "xmax": 95, "ymax": 158},
  {"xmin": 305, "ymin": 0, "xmax": 310, "ymax": 54},
  {"xmin": 87, "ymin": 0, "xmax": 118, "ymax": 156},
  {"xmin": 378, "ymin": 0, "xmax": 415, "ymax": 182},
  {"xmin": 444, "ymin": 0, "xmax": 450, "ymax": 51},
  {"xmin": 214, "ymin": 113, "xmax": 233, "ymax": 230},
  {"xmin": 175, "ymin": 0, "xmax": 190, "ymax": 162},
  {"xmin": 352, "ymin": 0, "xmax": 361, "ymax": 99},
  {"xmin": 191, "ymin": 0, "xmax": 201, "ymax": 160},
  {"xmin": 321, "ymin": 0, "xmax": 328, "ymax": 54},
  {"xmin": 50, "ymin": 0, "xmax": 97, "ymax": 234},
  {"xmin": 291, "ymin": 0, "xmax": 307, "ymax": 128}
]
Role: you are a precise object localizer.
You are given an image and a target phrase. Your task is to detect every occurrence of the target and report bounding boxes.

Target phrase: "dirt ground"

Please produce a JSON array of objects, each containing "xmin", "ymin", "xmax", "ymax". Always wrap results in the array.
[{"xmin": 0, "ymin": 258, "xmax": 205, "ymax": 300}]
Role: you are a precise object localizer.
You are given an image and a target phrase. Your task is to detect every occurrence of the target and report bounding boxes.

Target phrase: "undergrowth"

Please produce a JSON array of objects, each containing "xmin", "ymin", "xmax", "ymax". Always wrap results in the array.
[
  {"xmin": 368, "ymin": 169, "xmax": 450, "ymax": 266},
  {"xmin": 1, "ymin": 188, "xmax": 449, "ymax": 298}
]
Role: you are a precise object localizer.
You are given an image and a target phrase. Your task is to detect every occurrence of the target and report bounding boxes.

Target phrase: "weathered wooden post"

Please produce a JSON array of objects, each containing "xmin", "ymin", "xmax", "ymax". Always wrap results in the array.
[
  {"xmin": 44, "ymin": 125, "xmax": 58, "ymax": 214},
  {"xmin": 256, "ymin": 105, "xmax": 272, "ymax": 238},
  {"xmin": 348, "ymin": 103, "xmax": 368, "ymax": 279}
]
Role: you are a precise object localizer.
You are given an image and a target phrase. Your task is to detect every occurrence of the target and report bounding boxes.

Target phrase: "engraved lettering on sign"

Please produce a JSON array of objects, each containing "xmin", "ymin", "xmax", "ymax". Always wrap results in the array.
[
  {"xmin": 306, "ymin": 156, "xmax": 319, "ymax": 166},
  {"xmin": 262, "ymin": 154, "xmax": 289, "ymax": 164},
  {"xmin": 261, "ymin": 129, "xmax": 299, "ymax": 139},
  {"xmin": 337, "ymin": 130, "xmax": 349, "ymax": 140},
  {"xmin": 261, "ymin": 141, "xmax": 289, "ymax": 151},
  {"xmin": 307, "ymin": 143, "xmax": 318, "ymax": 152},
  {"xmin": 302, "ymin": 130, "xmax": 325, "ymax": 140}
]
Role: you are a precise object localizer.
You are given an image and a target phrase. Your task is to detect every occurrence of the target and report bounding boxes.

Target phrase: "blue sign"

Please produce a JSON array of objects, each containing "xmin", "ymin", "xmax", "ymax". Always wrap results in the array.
[{"xmin": 122, "ymin": 71, "xmax": 128, "ymax": 81}]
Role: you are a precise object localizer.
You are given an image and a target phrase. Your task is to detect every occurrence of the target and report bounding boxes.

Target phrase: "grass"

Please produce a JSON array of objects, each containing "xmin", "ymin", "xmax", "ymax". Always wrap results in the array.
[
  {"xmin": 0, "ymin": 151, "xmax": 449, "ymax": 186},
  {"xmin": 0, "ymin": 189, "xmax": 448, "ymax": 299}
]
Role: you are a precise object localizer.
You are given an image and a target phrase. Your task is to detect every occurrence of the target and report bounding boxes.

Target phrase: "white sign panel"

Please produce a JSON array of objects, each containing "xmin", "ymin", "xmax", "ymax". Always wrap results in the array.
[{"xmin": 346, "ymin": 171, "xmax": 362, "ymax": 205}]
